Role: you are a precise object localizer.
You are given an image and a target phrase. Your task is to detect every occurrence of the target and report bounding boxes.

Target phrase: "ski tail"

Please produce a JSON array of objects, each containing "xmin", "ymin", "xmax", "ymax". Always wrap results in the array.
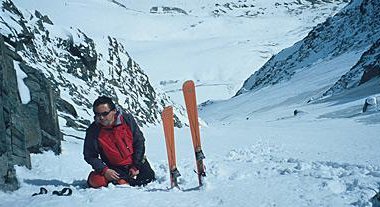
[
  {"xmin": 161, "ymin": 106, "xmax": 181, "ymax": 188},
  {"xmin": 182, "ymin": 80, "xmax": 206, "ymax": 186}
]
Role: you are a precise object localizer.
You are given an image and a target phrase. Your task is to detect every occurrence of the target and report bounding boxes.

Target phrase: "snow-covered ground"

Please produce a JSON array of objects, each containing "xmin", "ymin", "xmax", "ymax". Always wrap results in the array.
[
  {"xmin": 1, "ymin": 97, "xmax": 379, "ymax": 206},
  {"xmin": 1, "ymin": 0, "xmax": 379, "ymax": 206}
]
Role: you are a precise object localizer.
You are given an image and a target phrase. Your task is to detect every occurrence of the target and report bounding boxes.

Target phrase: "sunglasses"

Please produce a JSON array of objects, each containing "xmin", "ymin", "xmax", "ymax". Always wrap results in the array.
[{"xmin": 94, "ymin": 110, "xmax": 112, "ymax": 118}]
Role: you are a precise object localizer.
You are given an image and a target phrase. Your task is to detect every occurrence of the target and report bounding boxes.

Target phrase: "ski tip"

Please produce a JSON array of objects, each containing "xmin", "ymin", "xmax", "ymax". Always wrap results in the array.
[
  {"xmin": 163, "ymin": 106, "xmax": 173, "ymax": 112},
  {"xmin": 162, "ymin": 106, "xmax": 173, "ymax": 115},
  {"xmin": 182, "ymin": 80, "xmax": 195, "ymax": 89},
  {"xmin": 161, "ymin": 106, "xmax": 174, "ymax": 122}
]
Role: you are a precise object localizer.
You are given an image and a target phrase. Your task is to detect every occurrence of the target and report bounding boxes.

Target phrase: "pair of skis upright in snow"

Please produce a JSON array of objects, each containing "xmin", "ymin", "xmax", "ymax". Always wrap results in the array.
[{"xmin": 161, "ymin": 80, "xmax": 206, "ymax": 189}]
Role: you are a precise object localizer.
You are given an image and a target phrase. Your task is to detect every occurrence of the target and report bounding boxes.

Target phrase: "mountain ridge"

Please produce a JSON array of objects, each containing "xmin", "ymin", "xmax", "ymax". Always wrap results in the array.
[{"xmin": 236, "ymin": 0, "xmax": 380, "ymax": 100}]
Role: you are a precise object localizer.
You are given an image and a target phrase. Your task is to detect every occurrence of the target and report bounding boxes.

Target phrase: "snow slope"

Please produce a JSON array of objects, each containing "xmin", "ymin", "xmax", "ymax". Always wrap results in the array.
[
  {"xmin": 1, "ymin": 85, "xmax": 379, "ymax": 206},
  {"xmin": 1, "ymin": 0, "xmax": 379, "ymax": 206},
  {"xmin": 13, "ymin": 0, "xmax": 348, "ymax": 103}
]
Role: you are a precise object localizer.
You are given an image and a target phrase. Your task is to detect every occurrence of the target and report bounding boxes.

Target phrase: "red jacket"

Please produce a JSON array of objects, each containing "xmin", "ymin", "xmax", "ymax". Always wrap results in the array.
[
  {"xmin": 83, "ymin": 110, "xmax": 146, "ymax": 173},
  {"xmin": 98, "ymin": 115, "xmax": 134, "ymax": 166}
]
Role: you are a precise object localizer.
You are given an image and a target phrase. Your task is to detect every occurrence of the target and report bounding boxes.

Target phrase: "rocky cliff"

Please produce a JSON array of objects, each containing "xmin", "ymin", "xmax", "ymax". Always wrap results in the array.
[{"xmin": 0, "ymin": 34, "xmax": 61, "ymax": 191}]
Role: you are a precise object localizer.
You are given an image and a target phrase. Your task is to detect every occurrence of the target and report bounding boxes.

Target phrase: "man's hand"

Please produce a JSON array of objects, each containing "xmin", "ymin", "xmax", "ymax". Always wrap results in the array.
[
  {"xmin": 104, "ymin": 169, "xmax": 120, "ymax": 181},
  {"xmin": 129, "ymin": 167, "xmax": 140, "ymax": 179}
]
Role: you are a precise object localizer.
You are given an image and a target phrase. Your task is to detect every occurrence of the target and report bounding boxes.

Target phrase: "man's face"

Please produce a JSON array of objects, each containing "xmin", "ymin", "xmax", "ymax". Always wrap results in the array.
[{"xmin": 94, "ymin": 103, "xmax": 116, "ymax": 126}]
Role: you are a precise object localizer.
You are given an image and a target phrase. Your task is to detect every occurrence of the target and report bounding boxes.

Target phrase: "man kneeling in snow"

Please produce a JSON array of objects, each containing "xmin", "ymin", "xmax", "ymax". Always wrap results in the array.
[
  {"xmin": 83, "ymin": 96, "xmax": 155, "ymax": 188},
  {"xmin": 362, "ymin": 96, "xmax": 379, "ymax": 113}
]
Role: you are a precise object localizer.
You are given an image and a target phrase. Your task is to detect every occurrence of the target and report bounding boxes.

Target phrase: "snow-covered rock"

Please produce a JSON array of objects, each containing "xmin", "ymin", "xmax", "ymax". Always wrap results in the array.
[
  {"xmin": 322, "ymin": 38, "xmax": 380, "ymax": 98},
  {"xmin": 212, "ymin": 0, "xmax": 349, "ymax": 18},
  {"xmin": 0, "ymin": 0, "xmax": 182, "ymax": 127},
  {"xmin": 236, "ymin": 0, "xmax": 380, "ymax": 99}
]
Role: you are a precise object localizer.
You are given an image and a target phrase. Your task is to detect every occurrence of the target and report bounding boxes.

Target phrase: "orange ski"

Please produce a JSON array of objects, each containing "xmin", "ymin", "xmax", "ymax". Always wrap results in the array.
[
  {"xmin": 161, "ymin": 106, "xmax": 181, "ymax": 188},
  {"xmin": 182, "ymin": 80, "xmax": 206, "ymax": 186}
]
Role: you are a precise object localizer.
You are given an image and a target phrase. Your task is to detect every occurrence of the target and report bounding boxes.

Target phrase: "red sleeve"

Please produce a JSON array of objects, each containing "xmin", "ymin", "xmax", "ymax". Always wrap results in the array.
[{"xmin": 100, "ymin": 166, "xmax": 109, "ymax": 175}]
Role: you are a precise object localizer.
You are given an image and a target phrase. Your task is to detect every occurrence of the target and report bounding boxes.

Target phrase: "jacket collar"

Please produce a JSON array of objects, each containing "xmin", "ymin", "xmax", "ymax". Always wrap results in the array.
[
  {"xmin": 97, "ymin": 107, "xmax": 125, "ymax": 128},
  {"xmin": 114, "ymin": 110, "xmax": 123, "ymax": 126}
]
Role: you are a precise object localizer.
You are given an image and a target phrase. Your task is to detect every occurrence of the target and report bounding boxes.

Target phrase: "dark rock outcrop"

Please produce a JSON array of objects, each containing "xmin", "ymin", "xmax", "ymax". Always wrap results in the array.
[
  {"xmin": 150, "ymin": 6, "xmax": 188, "ymax": 15},
  {"xmin": 0, "ymin": 35, "xmax": 61, "ymax": 191}
]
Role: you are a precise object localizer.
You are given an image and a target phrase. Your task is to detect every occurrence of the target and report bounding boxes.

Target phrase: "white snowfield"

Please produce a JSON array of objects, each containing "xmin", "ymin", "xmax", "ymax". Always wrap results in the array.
[
  {"xmin": 1, "ymin": 0, "xmax": 379, "ymax": 206},
  {"xmin": 2, "ymin": 103, "xmax": 380, "ymax": 207}
]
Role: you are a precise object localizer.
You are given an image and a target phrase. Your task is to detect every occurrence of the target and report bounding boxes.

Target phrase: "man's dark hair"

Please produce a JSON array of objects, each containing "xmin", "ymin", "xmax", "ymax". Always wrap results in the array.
[{"xmin": 93, "ymin": 96, "xmax": 116, "ymax": 112}]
